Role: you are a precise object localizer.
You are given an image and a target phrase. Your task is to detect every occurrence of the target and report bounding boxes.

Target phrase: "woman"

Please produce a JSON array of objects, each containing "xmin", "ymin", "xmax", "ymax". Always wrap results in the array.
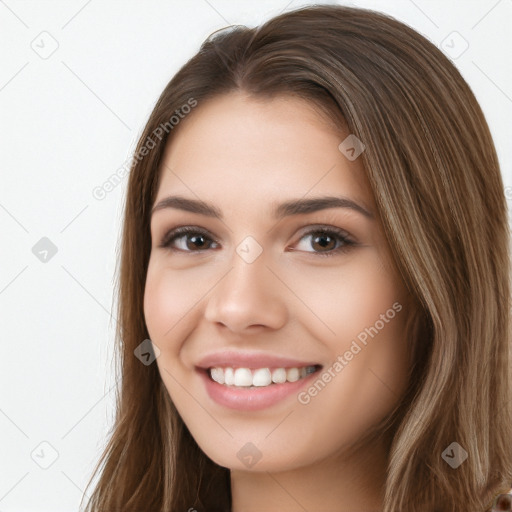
[{"xmin": 81, "ymin": 4, "xmax": 512, "ymax": 511}]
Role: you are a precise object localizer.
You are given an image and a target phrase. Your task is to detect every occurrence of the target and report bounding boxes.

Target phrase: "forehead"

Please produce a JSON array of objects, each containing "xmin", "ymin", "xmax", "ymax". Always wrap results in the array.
[{"xmin": 155, "ymin": 92, "xmax": 374, "ymax": 214}]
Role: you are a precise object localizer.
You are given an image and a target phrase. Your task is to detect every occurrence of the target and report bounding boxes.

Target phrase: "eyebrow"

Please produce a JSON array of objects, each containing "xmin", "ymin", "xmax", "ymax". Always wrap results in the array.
[{"xmin": 150, "ymin": 195, "xmax": 374, "ymax": 220}]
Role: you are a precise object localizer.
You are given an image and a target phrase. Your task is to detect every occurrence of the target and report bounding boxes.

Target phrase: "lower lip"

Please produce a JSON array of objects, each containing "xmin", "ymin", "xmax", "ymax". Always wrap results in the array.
[{"xmin": 197, "ymin": 368, "xmax": 321, "ymax": 411}]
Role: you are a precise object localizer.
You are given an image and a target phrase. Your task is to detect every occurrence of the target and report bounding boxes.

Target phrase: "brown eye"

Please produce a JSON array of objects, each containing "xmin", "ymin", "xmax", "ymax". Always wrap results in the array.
[
  {"xmin": 158, "ymin": 225, "xmax": 356, "ymax": 258},
  {"xmin": 293, "ymin": 226, "xmax": 356, "ymax": 257},
  {"xmin": 311, "ymin": 232, "xmax": 337, "ymax": 252},
  {"xmin": 159, "ymin": 227, "xmax": 218, "ymax": 252}
]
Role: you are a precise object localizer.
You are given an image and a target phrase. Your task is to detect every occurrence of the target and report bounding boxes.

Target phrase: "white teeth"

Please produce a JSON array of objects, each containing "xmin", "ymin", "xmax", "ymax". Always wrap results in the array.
[
  {"xmin": 209, "ymin": 365, "xmax": 318, "ymax": 387},
  {"xmin": 271, "ymin": 368, "xmax": 287, "ymax": 384},
  {"xmin": 252, "ymin": 368, "xmax": 272, "ymax": 387},
  {"xmin": 286, "ymin": 367, "xmax": 300, "ymax": 382},
  {"xmin": 234, "ymin": 368, "xmax": 253, "ymax": 387},
  {"xmin": 210, "ymin": 367, "xmax": 225, "ymax": 384},
  {"xmin": 224, "ymin": 367, "xmax": 235, "ymax": 386}
]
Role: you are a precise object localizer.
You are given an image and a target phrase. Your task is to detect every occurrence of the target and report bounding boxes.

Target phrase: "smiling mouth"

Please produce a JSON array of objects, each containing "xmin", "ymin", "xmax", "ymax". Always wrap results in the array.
[{"xmin": 205, "ymin": 364, "xmax": 323, "ymax": 388}]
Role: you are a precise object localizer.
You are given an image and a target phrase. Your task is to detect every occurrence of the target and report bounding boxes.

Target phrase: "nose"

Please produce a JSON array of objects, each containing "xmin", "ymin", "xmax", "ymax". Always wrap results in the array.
[{"xmin": 203, "ymin": 248, "xmax": 288, "ymax": 335}]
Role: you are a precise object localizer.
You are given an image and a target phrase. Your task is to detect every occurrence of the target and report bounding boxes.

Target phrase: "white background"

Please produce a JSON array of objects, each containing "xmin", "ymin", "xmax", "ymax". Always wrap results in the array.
[{"xmin": 0, "ymin": 1, "xmax": 511, "ymax": 511}]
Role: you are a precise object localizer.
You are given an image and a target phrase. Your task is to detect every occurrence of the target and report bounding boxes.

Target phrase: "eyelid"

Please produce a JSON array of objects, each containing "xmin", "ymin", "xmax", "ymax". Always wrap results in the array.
[{"xmin": 294, "ymin": 223, "xmax": 353, "ymax": 240}]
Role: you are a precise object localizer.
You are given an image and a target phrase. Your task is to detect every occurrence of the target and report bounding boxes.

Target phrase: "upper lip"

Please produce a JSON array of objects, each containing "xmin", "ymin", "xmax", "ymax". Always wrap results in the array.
[{"xmin": 195, "ymin": 350, "xmax": 321, "ymax": 370}]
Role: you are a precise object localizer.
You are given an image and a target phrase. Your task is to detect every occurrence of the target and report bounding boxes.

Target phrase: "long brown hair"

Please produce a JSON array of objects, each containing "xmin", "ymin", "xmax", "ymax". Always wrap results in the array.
[{"xmin": 81, "ymin": 4, "xmax": 512, "ymax": 511}]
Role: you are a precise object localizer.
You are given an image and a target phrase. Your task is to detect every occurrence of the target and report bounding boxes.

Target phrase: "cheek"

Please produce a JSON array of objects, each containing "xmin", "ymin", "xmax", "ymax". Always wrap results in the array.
[
  {"xmin": 143, "ymin": 261, "xmax": 197, "ymax": 350},
  {"xmin": 287, "ymin": 252, "xmax": 410, "ymax": 413},
  {"xmin": 288, "ymin": 252, "xmax": 404, "ymax": 345},
  {"xmin": 275, "ymin": 263, "xmax": 409, "ymax": 468}
]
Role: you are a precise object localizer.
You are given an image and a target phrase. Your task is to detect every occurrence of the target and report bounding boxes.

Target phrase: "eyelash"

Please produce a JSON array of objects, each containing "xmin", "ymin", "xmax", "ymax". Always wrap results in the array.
[{"xmin": 158, "ymin": 225, "xmax": 356, "ymax": 258}]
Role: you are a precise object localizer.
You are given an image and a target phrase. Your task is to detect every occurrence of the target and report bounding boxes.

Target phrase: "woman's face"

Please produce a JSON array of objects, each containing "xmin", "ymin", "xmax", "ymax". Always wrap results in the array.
[{"xmin": 144, "ymin": 91, "xmax": 411, "ymax": 471}]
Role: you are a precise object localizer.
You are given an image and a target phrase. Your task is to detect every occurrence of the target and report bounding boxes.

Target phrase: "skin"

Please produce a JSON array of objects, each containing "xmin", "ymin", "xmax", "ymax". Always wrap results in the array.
[{"xmin": 144, "ymin": 91, "xmax": 412, "ymax": 511}]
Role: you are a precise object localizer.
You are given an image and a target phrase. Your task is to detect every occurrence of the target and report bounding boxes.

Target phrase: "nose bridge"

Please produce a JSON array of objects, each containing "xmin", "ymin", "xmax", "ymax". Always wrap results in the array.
[
  {"xmin": 218, "ymin": 239, "xmax": 272, "ymax": 305},
  {"xmin": 204, "ymin": 238, "xmax": 287, "ymax": 331},
  {"xmin": 220, "ymin": 232, "xmax": 271, "ymax": 292}
]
